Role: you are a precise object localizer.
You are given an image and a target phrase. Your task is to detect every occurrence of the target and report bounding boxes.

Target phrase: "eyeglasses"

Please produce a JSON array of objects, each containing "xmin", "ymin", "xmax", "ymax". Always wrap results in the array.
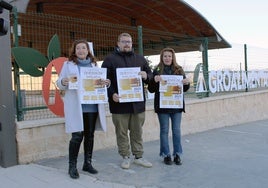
[{"xmin": 120, "ymin": 40, "xmax": 132, "ymax": 44}]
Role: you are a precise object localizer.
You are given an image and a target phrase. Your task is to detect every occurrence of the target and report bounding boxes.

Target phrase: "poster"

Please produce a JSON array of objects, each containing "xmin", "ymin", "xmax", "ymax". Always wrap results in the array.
[
  {"xmin": 159, "ymin": 75, "xmax": 183, "ymax": 109},
  {"xmin": 80, "ymin": 67, "xmax": 108, "ymax": 104},
  {"xmin": 116, "ymin": 67, "xmax": 144, "ymax": 103}
]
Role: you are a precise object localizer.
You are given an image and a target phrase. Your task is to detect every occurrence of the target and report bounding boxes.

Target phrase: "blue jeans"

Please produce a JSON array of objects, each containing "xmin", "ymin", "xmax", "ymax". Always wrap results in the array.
[{"xmin": 157, "ymin": 112, "xmax": 182, "ymax": 157}]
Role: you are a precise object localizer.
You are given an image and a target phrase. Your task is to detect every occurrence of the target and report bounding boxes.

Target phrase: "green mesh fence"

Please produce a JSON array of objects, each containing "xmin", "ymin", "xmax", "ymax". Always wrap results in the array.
[{"xmin": 10, "ymin": 12, "xmax": 252, "ymax": 121}]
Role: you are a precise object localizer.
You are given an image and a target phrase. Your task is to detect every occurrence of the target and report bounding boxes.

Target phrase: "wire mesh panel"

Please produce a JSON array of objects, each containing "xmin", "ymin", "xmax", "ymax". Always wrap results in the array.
[
  {"xmin": 14, "ymin": 12, "xmax": 140, "ymax": 60},
  {"xmin": 10, "ymin": 12, "xmax": 258, "ymax": 121},
  {"xmin": 11, "ymin": 12, "xmax": 140, "ymax": 120}
]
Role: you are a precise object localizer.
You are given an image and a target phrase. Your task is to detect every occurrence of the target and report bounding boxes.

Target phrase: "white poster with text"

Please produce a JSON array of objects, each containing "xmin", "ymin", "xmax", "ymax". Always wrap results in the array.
[
  {"xmin": 80, "ymin": 67, "xmax": 108, "ymax": 104},
  {"xmin": 116, "ymin": 67, "xmax": 144, "ymax": 103},
  {"xmin": 159, "ymin": 75, "xmax": 183, "ymax": 109}
]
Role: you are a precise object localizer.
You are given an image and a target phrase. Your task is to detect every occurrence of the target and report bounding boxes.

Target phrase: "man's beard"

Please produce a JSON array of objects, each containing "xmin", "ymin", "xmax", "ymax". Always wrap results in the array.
[{"xmin": 122, "ymin": 47, "xmax": 131, "ymax": 52}]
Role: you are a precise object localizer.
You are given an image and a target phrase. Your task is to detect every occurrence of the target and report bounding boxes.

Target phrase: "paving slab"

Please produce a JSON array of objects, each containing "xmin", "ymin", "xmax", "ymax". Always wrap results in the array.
[{"xmin": 2, "ymin": 119, "xmax": 268, "ymax": 188}]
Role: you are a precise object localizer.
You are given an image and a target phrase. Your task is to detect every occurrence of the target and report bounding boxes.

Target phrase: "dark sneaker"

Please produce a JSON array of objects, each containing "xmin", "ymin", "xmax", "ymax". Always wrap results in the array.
[
  {"xmin": 174, "ymin": 155, "xmax": 182, "ymax": 165},
  {"xmin": 164, "ymin": 156, "xmax": 172, "ymax": 165}
]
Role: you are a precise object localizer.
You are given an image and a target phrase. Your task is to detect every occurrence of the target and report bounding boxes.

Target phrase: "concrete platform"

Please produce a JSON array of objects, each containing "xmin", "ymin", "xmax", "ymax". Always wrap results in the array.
[{"xmin": 2, "ymin": 119, "xmax": 268, "ymax": 188}]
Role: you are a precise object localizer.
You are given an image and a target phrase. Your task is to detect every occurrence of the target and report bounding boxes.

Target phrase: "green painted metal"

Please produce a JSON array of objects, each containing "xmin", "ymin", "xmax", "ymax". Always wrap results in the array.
[
  {"xmin": 47, "ymin": 34, "xmax": 61, "ymax": 61},
  {"xmin": 12, "ymin": 7, "xmax": 18, "ymax": 47},
  {"xmin": 244, "ymin": 44, "xmax": 248, "ymax": 92},
  {"xmin": 137, "ymin": 26, "xmax": 143, "ymax": 55},
  {"xmin": 193, "ymin": 38, "xmax": 210, "ymax": 98},
  {"xmin": 11, "ymin": 7, "xmax": 24, "ymax": 121},
  {"xmin": 12, "ymin": 47, "xmax": 49, "ymax": 77},
  {"xmin": 9, "ymin": 12, "xmax": 248, "ymax": 121},
  {"xmin": 202, "ymin": 38, "xmax": 209, "ymax": 97},
  {"xmin": 11, "ymin": 9, "xmax": 55, "ymax": 121}
]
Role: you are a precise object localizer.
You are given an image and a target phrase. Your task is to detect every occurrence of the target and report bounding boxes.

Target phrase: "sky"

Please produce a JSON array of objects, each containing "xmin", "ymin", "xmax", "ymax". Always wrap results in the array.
[
  {"xmin": 148, "ymin": 1, "xmax": 268, "ymax": 71},
  {"xmin": 183, "ymin": 0, "xmax": 268, "ymax": 49}
]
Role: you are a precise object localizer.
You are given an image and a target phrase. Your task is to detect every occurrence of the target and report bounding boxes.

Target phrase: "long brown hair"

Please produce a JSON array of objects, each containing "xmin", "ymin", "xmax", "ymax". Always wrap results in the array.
[
  {"xmin": 68, "ymin": 39, "xmax": 97, "ymax": 65},
  {"xmin": 156, "ymin": 47, "xmax": 184, "ymax": 75}
]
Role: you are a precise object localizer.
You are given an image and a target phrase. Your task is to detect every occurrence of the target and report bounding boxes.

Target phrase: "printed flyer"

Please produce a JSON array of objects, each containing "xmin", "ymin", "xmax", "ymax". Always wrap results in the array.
[
  {"xmin": 68, "ymin": 73, "xmax": 78, "ymax": 90},
  {"xmin": 80, "ymin": 67, "xmax": 108, "ymax": 104},
  {"xmin": 116, "ymin": 67, "xmax": 144, "ymax": 103},
  {"xmin": 159, "ymin": 75, "xmax": 183, "ymax": 108}
]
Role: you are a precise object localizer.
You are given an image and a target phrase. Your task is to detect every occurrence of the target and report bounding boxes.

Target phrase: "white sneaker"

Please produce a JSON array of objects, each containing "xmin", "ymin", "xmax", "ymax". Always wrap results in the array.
[
  {"xmin": 133, "ymin": 157, "xmax": 152, "ymax": 168},
  {"xmin": 121, "ymin": 156, "xmax": 131, "ymax": 169}
]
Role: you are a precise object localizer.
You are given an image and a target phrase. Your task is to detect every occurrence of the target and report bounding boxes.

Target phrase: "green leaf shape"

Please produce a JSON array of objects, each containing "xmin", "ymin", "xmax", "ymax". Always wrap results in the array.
[
  {"xmin": 12, "ymin": 47, "xmax": 49, "ymax": 77},
  {"xmin": 47, "ymin": 34, "xmax": 61, "ymax": 61}
]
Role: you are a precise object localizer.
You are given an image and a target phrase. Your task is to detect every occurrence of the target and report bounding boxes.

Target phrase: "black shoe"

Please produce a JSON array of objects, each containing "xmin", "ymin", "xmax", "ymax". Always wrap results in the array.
[
  {"xmin": 82, "ymin": 162, "xmax": 98, "ymax": 174},
  {"xmin": 69, "ymin": 166, "xmax": 79, "ymax": 179},
  {"xmin": 174, "ymin": 155, "xmax": 182, "ymax": 165},
  {"xmin": 164, "ymin": 156, "xmax": 172, "ymax": 165}
]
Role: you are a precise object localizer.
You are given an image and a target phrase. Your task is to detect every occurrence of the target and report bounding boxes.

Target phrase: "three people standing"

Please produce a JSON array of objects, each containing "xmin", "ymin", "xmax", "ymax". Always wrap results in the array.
[{"xmin": 58, "ymin": 36, "xmax": 189, "ymax": 179}]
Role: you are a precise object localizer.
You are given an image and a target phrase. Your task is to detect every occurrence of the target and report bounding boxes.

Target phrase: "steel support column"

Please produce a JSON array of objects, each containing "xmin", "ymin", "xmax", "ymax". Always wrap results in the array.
[{"xmin": 0, "ymin": 8, "xmax": 17, "ymax": 167}]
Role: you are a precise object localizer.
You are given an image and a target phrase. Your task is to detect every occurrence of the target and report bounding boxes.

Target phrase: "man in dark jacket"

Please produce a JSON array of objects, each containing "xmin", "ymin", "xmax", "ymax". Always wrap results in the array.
[{"xmin": 102, "ymin": 33, "xmax": 153, "ymax": 169}]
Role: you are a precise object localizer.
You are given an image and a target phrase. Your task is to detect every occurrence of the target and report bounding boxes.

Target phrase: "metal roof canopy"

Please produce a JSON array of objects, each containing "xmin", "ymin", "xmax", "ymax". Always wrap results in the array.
[{"xmin": 25, "ymin": 0, "xmax": 231, "ymax": 55}]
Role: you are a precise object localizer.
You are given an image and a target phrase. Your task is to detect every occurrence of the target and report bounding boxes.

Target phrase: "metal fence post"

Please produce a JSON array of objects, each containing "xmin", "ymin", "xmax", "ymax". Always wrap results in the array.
[
  {"xmin": 202, "ymin": 37, "xmax": 209, "ymax": 97},
  {"xmin": 244, "ymin": 44, "xmax": 248, "ymax": 92},
  {"xmin": 12, "ymin": 7, "xmax": 24, "ymax": 121},
  {"xmin": 137, "ymin": 25, "xmax": 143, "ymax": 55}
]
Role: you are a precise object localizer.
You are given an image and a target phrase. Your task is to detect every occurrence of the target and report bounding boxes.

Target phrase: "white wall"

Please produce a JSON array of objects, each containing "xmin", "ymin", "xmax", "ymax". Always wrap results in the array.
[{"xmin": 16, "ymin": 90, "xmax": 268, "ymax": 164}]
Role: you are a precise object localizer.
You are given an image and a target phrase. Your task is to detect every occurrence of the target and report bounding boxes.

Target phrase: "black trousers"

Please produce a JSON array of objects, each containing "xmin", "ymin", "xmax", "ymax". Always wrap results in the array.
[{"xmin": 69, "ymin": 112, "xmax": 98, "ymax": 162}]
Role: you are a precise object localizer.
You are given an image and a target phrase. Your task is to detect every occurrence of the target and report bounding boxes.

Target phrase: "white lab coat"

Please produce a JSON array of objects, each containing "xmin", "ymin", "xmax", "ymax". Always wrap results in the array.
[{"xmin": 56, "ymin": 60, "xmax": 107, "ymax": 133}]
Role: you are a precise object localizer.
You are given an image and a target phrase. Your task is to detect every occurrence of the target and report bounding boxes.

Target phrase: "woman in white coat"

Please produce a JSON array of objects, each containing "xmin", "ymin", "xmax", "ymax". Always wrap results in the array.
[{"xmin": 57, "ymin": 39, "xmax": 110, "ymax": 179}]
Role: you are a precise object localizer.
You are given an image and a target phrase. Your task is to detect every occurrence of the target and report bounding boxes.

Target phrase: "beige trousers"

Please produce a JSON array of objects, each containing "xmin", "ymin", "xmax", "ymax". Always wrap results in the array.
[{"xmin": 112, "ymin": 112, "xmax": 145, "ymax": 158}]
